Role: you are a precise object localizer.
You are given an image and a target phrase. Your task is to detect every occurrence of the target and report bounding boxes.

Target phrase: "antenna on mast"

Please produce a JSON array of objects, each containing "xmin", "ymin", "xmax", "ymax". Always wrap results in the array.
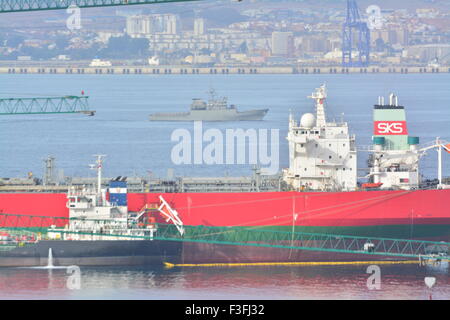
[
  {"xmin": 91, "ymin": 154, "xmax": 106, "ymax": 197},
  {"xmin": 308, "ymin": 84, "xmax": 327, "ymax": 127}
]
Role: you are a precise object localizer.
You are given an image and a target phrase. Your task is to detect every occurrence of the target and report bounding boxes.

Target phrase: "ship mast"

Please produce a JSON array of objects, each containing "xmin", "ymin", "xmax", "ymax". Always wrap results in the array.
[
  {"xmin": 438, "ymin": 137, "xmax": 443, "ymax": 187},
  {"xmin": 284, "ymin": 84, "xmax": 357, "ymax": 191},
  {"xmin": 308, "ymin": 84, "xmax": 327, "ymax": 127},
  {"xmin": 93, "ymin": 155, "xmax": 106, "ymax": 198}
]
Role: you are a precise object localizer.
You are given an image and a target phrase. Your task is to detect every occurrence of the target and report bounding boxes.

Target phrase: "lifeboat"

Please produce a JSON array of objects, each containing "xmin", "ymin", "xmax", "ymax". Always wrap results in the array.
[{"xmin": 361, "ymin": 182, "xmax": 383, "ymax": 189}]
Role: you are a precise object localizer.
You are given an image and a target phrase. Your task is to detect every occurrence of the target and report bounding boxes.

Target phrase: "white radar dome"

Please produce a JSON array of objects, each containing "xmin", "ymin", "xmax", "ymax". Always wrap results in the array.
[{"xmin": 300, "ymin": 113, "xmax": 316, "ymax": 128}]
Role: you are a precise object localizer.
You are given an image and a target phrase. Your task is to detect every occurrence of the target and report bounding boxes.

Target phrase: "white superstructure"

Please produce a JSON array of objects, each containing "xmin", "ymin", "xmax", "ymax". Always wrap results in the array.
[
  {"xmin": 368, "ymin": 146, "xmax": 420, "ymax": 190},
  {"xmin": 283, "ymin": 85, "xmax": 357, "ymax": 191},
  {"xmin": 66, "ymin": 155, "xmax": 128, "ymax": 222}
]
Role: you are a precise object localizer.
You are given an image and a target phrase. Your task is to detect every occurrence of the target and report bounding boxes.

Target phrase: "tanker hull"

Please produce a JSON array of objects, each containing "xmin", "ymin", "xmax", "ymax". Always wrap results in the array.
[{"xmin": 1, "ymin": 189, "xmax": 450, "ymax": 264}]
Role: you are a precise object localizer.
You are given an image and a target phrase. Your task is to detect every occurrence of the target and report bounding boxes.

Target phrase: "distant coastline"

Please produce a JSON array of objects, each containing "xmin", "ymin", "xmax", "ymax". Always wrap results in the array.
[{"xmin": 1, "ymin": 65, "xmax": 448, "ymax": 75}]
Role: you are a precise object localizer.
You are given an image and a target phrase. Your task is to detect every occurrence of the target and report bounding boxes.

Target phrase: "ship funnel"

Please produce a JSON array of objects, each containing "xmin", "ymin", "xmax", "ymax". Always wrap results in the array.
[
  {"xmin": 373, "ymin": 93, "xmax": 409, "ymax": 151},
  {"xmin": 109, "ymin": 180, "xmax": 128, "ymax": 207}
]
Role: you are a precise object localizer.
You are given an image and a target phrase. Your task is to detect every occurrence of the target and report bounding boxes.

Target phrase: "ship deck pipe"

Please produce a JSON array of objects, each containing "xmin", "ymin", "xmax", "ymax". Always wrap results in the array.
[{"xmin": 438, "ymin": 142, "xmax": 442, "ymax": 188}]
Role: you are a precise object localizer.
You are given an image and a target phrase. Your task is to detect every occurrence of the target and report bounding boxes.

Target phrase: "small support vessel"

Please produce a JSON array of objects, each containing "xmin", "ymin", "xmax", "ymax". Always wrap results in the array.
[{"xmin": 0, "ymin": 156, "xmax": 183, "ymax": 267}]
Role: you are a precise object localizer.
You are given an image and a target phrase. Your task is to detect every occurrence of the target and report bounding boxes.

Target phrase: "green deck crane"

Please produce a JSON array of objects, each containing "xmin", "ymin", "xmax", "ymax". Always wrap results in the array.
[
  {"xmin": 0, "ymin": 96, "xmax": 95, "ymax": 115},
  {"xmin": 1, "ymin": 213, "xmax": 449, "ymax": 263},
  {"xmin": 0, "ymin": 0, "xmax": 202, "ymax": 13}
]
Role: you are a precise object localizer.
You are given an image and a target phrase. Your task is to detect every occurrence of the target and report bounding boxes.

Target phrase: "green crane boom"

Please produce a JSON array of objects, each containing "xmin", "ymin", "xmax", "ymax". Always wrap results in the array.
[
  {"xmin": 0, "ymin": 0, "xmax": 202, "ymax": 13},
  {"xmin": 1, "ymin": 213, "xmax": 449, "ymax": 261},
  {"xmin": 0, "ymin": 96, "xmax": 95, "ymax": 115}
]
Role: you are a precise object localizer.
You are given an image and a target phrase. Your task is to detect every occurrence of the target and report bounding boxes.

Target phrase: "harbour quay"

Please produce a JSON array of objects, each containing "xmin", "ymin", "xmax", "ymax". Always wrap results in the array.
[{"xmin": 1, "ymin": 65, "xmax": 450, "ymax": 75}]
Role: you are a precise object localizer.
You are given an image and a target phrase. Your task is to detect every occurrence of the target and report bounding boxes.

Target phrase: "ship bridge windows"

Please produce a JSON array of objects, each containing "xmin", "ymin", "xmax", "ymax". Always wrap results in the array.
[{"xmin": 295, "ymin": 129, "xmax": 320, "ymax": 135}]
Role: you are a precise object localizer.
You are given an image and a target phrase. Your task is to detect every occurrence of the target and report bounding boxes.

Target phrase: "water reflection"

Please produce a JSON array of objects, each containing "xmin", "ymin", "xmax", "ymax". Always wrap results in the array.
[{"xmin": 0, "ymin": 263, "xmax": 448, "ymax": 300}]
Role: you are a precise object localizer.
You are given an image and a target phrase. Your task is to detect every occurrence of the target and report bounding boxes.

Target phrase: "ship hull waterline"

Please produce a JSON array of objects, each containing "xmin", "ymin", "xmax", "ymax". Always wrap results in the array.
[
  {"xmin": 0, "ymin": 240, "xmax": 182, "ymax": 267},
  {"xmin": 149, "ymin": 108, "xmax": 269, "ymax": 121}
]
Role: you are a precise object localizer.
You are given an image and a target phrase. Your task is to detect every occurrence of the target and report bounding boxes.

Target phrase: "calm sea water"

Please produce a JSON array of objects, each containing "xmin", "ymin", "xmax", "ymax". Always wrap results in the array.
[
  {"xmin": 0, "ymin": 73, "xmax": 449, "ymax": 300},
  {"xmin": 0, "ymin": 264, "xmax": 448, "ymax": 300},
  {"xmin": 0, "ymin": 73, "xmax": 449, "ymax": 179}
]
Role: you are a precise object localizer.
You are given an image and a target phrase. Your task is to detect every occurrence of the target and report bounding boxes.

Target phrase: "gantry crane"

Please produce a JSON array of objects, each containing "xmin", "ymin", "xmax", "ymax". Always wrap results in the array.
[
  {"xmin": 342, "ymin": 0, "xmax": 370, "ymax": 67},
  {"xmin": 0, "ymin": 95, "xmax": 95, "ymax": 116}
]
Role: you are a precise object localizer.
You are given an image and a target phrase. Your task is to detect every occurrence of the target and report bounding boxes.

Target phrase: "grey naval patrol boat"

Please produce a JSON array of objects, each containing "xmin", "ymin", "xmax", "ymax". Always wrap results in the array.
[{"xmin": 149, "ymin": 89, "xmax": 268, "ymax": 121}]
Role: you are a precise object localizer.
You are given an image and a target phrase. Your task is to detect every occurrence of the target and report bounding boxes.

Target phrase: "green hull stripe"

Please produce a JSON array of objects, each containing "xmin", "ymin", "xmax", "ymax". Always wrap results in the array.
[{"xmin": 222, "ymin": 225, "xmax": 450, "ymax": 241}]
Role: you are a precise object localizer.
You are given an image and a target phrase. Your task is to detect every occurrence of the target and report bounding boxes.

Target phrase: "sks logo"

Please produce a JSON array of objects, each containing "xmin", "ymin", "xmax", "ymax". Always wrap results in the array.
[{"xmin": 374, "ymin": 121, "xmax": 408, "ymax": 135}]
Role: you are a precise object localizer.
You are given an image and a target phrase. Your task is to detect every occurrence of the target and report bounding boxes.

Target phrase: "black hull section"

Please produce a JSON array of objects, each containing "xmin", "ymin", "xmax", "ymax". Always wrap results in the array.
[
  {"xmin": 0, "ymin": 240, "xmax": 182, "ymax": 267},
  {"xmin": 180, "ymin": 243, "xmax": 413, "ymax": 264},
  {"xmin": 0, "ymin": 240, "xmax": 428, "ymax": 267}
]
